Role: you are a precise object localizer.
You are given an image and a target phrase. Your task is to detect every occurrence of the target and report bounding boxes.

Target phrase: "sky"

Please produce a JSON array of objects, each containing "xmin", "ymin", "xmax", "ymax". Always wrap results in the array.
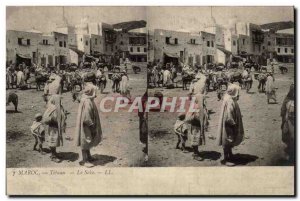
[
  {"xmin": 147, "ymin": 6, "xmax": 294, "ymax": 31},
  {"xmin": 6, "ymin": 6, "xmax": 294, "ymax": 33},
  {"xmin": 6, "ymin": 6, "xmax": 146, "ymax": 32}
]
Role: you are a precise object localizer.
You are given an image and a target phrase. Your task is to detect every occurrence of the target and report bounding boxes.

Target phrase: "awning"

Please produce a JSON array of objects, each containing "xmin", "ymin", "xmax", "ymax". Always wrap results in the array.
[
  {"xmin": 164, "ymin": 52, "xmax": 179, "ymax": 58},
  {"xmin": 17, "ymin": 53, "xmax": 31, "ymax": 59},
  {"xmin": 85, "ymin": 54, "xmax": 96, "ymax": 60},
  {"xmin": 232, "ymin": 55, "xmax": 243, "ymax": 60},
  {"xmin": 217, "ymin": 47, "xmax": 232, "ymax": 55},
  {"xmin": 69, "ymin": 47, "xmax": 84, "ymax": 56},
  {"xmin": 240, "ymin": 51, "xmax": 253, "ymax": 56}
]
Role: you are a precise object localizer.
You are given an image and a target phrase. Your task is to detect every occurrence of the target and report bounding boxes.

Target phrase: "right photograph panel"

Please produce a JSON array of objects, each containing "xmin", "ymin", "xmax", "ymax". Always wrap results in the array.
[{"xmin": 146, "ymin": 6, "xmax": 295, "ymax": 167}]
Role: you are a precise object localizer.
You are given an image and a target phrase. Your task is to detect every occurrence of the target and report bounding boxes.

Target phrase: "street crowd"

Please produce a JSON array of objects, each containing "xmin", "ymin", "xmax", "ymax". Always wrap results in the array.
[
  {"xmin": 148, "ymin": 60, "xmax": 294, "ymax": 166},
  {"xmin": 6, "ymin": 59, "xmax": 148, "ymax": 168}
]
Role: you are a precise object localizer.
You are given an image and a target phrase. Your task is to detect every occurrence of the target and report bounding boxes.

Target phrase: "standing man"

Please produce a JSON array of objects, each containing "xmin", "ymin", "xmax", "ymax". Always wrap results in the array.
[
  {"xmin": 265, "ymin": 73, "xmax": 277, "ymax": 104},
  {"xmin": 163, "ymin": 66, "xmax": 172, "ymax": 87},
  {"xmin": 139, "ymin": 91, "xmax": 148, "ymax": 162},
  {"xmin": 44, "ymin": 73, "xmax": 62, "ymax": 102},
  {"xmin": 185, "ymin": 93, "xmax": 207, "ymax": 161},
  {"xmin": 75, "ymin": 78, "xmax": 102, "ymax": 168},
  {"xmin": 217, "ymin": 84, "xmax": 244, "ymax": 166},
  {"xmin": 42, "ymin": 95, "xmax": 66, "ymax": 163},
  {"xmin": 120, "ymin": 70, "xmax": 131, "ymax": 102},
  {"xmin": 16, "ymin": 65, "xmax": 25, "ymax": 88},
  {"xmin": 189, "ymin": 74, "xmax": 207, "ymax": 96},
  {"xmin": 281, "ymin": 83, "xmax": 295, "ymax": 162}
]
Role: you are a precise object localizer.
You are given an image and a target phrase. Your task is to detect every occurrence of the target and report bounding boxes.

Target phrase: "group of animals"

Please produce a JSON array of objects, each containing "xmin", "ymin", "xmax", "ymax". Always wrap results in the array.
[
  {"xmin": 6, "ymin": 63, "xmax": 135, "ymax": 112},
  {"xmin": 7, "ymin": 62, "xmax": 141, "ymax": 92},
  {"xmin": 147, "ymin": 63, "xmax": 275, "ymax": 97}
]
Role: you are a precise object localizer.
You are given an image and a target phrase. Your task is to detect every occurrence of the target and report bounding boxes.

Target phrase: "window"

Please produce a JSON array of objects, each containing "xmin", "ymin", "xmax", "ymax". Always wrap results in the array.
[
  {"xmin": 27, "ymin": 39, "xmax": 30, "ymax": 45},
  {"xmin": 8, "ymin": 39, "xmax": 10, "ymax": 43},
  {"xmin": 59, "ymin": 41, "xmax": 63, "ymax": 47},
  {"xmin": 207, "ymin": 41, "xmax": 210, "ymax": 47},
  {"xmin": 18, "ymin": 38, "xmax": 22, "ymax": 45},
  {"xmin": 81, "ymin": 38, "xmax": 82, "ymax": 42},
  {"xmin": 278, "ymin": 48, "xmax": 280, "ymax": 53},
  {"xmin": 95, "ymin": 39, "xmax": 97, "ymax": 45},
  {"xmin": 86, "ymin": 40, "xmax": 88, "ymax": 46},
  {"xmin": 165, "ymin": 37, "xmax": 170, "ymax": 44},
  {"xmin": 285, "ymin": 48, "xmax": 288, "ymax": 53},
  {"xmin": 233, "ymin": 40, "xmax": 236, "ymax": 46},
  {"xmin": 268, "ymin": 41, "xmax": 271, "ymax": 46},
  {"xmin": 64, "ymin": 41, "xmax": 66, "ymax": 47},
  {"xmin": 120, "ymin": 41, "xmax": 123, "ymax": 45},
  {"xmin": 291, "ymin": 48, "xmax": 294, "ymax": 53},
  {"xmin": 105, "ymin": 45, "xmax": 108, "ymax": 51},
  {"xmin": 130, "ymin": 47, "xmax": 133, "ymax": 52},
  {"xmin": 144, "ymin": 48, "xmax": 147, "ymax": 52},
  {"xmin": 174, "ymin": 38, "xmax": 178, "ymax": 44},
  {"xmin": 211, "ymin": 41, "xmax": 214, "ymax": 47},
  {"xmin": 55, "ymin": 37, "xmax": 57, "ymax": 42},
  {"xmin": 137, "ymin": 47, "xmax": 140, "ymax": 52},
  {"xmin": 262, "ymin": 46, "xmax": 265, "ymax": 50},
  {"xmin": 242, "ymin": 39, "xmax": 245, "ymax": 45},
  {"xmin": 115, "ymin": 46, "xmax": 117, "ymax": 50},
  {"xmin": 228, "ymin": 38, "xmax": 230, "ymax": 42},
  {"xmin": 190, "ymin": 39, "xmax": 196, "ymax": 44}
]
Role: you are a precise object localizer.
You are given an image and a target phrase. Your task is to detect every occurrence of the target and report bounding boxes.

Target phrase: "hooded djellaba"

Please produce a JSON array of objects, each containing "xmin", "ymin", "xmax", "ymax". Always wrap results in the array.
[
  {"xmin": 265, "ymin": 73, "xmax": 277, "ymax": 104},
  {"xmin": 75, "ymin": 82, "xmax": 102, "ymax": 168},
  {"xmin": 281, "ymin": 83, "xmax": 295, "ymax": 162},
  {"xmin": 217, "ymin": 83, "xmax": 244, "ymax": 166},
  {"xmin": 185, "ymin": 93, "xmax": 207, "ymax": 161},
  {"xmin": 42, "ymin": 95, "xmax": 66, "ymax": 163},
  {"xmin": 120, "ymin": 70, "xmax": 131, "ymax": 101}
]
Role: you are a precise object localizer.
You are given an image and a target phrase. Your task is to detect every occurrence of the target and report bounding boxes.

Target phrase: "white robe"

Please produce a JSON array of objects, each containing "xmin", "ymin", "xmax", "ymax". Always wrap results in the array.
[
  {"xmin": 120, "ymin": 75, "xmax": 130, "ymax": 97},
  {"xmin": 16, "ymin": 71, "xmax": 25, "ymax": 86},
  {"xmin": 163, "ymin": 70, "xmax": 172, "ymax": 85}
]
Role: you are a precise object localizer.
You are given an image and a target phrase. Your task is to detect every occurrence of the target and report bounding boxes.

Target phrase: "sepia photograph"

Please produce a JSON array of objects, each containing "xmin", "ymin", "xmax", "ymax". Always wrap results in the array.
[
  {"xmin": 147, "ymin": 6, "xmax": 295, "ymax": 167},
  {"xmin": 5, "ymin": 5, "xmax": 295, "ymax": 196},
  {"xmin": 6, "ymin": 6, "xmax": 148, "ymax": 168}
]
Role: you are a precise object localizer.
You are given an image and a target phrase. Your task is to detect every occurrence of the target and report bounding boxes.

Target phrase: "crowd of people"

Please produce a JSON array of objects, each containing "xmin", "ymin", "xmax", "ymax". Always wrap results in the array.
[
  {"xmin": 6, "ymin": 58, "xmax": 149, "ymax": 168},
  {"xmin": 167, "ymin": 60, "xmax": 295, "ymax": 166},
  {"xmin": 6, "ymin": 58, "xmax": 294, "ymax": 167}
]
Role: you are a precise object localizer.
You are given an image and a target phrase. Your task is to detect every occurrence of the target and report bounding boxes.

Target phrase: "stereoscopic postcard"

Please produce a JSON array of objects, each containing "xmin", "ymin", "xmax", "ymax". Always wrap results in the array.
[{"xmin": 6, "ymin": 6, "xmax": 295, "ymax": 195}]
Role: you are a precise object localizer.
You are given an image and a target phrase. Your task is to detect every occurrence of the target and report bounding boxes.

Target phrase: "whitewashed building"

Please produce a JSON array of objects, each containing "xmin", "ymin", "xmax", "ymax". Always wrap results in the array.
[{"xmin": 6, "ymin": 29, "xmax": 42, "ymax": 66}]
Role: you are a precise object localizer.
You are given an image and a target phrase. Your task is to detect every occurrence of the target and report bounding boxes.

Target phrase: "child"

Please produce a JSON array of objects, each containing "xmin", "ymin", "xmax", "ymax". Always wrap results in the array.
[
  {"xmin": 30, "ymin": 113, "xmax": 45, "ymax": 154},
  {"xmin": 174, "ymin": 113, "xmax": 188, "ymax": 152}
]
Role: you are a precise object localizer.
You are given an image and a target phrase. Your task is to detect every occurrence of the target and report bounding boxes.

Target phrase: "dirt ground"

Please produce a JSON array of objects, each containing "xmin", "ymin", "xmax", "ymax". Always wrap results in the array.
[
  {"xmin": 6, "ymin": 66, "xmax": 147, "ymax": 168},
  {"xmin": 148, "ymin": 64, "xmax": 295, "ymax": 167}
]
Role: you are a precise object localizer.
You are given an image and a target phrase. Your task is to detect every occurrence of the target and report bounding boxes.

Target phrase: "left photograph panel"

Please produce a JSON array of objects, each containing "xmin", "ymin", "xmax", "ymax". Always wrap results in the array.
[{"xmin": 6, "ymin": 6, "xmax": 148, "ymax": 168}]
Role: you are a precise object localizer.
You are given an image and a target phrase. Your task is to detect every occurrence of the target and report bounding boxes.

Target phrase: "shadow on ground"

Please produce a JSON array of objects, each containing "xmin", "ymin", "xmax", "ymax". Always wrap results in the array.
[
  {"xmin": 231, "ymin": 153, "xmax": 259, "ymax": 165},
  {"xmin": 90, "ymin": 154, "xmax": 117, "ymax": 166},
  {"xmin": 57, "ymin": 152, "xmax": 79, "ymax": 162},
  {"xmin": 199, "ymin": 151, "xmax": 222, "ymax": 161}
]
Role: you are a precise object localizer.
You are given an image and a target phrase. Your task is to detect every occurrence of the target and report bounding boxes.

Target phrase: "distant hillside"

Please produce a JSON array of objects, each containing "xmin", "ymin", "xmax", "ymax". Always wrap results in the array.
[
  {"xmin": 260, "ymin": 21, "xmax": 294, "ymax": 31},
  {"xmin": 113, "ymin": 20, "xmax": 146, "ymax": 31}
]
